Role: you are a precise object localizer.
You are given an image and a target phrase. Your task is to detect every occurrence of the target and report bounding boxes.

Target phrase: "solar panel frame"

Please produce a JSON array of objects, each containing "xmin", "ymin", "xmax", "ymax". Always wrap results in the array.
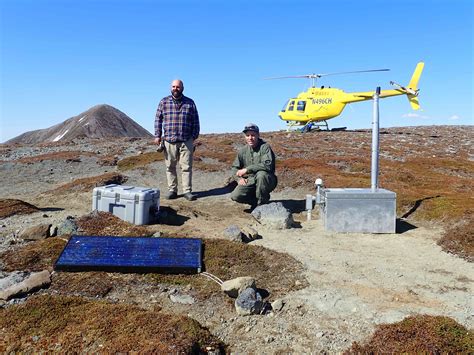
[{"xmin": 54, "ymin": 235, "xmax": 202, "ymax": 274}]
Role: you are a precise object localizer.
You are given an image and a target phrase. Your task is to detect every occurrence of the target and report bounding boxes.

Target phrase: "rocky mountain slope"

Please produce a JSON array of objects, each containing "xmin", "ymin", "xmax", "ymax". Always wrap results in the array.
[{"xmin": 6, "ymin": 104, "xmax": 152, "ymax": 144}]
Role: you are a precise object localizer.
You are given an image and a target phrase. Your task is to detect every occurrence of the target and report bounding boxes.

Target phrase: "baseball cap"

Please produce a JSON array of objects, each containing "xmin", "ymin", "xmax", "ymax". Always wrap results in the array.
[{"xmin": 243, "ymin": 123, "xmax": 259, "ymax": 134}]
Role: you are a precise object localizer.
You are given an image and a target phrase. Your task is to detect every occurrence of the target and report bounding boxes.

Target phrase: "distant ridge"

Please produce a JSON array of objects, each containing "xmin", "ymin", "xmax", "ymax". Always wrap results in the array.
[{"xmin": 6, "ymin": 104, "xmax": 153, "ymax": 144}]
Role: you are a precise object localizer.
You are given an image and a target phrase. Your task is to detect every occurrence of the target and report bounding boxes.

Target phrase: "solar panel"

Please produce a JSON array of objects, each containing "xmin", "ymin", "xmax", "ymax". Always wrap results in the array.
[{"xmin": 54, "ymin": 235, "xmax": 202, "ymax": 274}]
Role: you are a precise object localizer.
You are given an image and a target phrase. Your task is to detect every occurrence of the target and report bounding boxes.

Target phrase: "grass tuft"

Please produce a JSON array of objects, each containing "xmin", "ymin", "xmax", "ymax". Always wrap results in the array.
[
  {"xmin": 0, "ymin": 295, "xmax": 225, "ymax": 353},
  {"xmin": 117, "ymin": 152, "xmax": 164, "ymax": 171},
  {"xmin": 0, "ymin": 199, "xmax": 40, "ymax": 218},
  {"xmin": 346, "ymin": 314, "xmax": 473, "ymax": 354}
]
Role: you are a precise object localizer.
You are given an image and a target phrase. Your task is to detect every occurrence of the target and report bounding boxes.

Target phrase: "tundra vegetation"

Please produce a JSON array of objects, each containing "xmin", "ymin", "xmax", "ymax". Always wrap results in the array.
[{"xmin": 1, "ymin": 126, "xmax": 472, "ymax": 353}]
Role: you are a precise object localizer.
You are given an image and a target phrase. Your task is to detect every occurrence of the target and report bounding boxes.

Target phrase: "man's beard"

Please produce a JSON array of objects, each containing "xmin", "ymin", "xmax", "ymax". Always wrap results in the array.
[{"xmin": 172, "ymin": 91, "xmax": 182, "ymax": 99}]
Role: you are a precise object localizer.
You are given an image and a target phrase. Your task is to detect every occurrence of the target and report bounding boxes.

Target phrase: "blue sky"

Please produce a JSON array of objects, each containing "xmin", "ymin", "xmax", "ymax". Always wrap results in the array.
[{"xmin": 1, "ymin": 0, "xmax": 472, "ymax": 142}]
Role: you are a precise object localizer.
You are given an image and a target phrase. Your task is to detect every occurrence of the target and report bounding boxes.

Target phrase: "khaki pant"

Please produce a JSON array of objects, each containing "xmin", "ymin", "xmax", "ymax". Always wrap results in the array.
[
  {"xmin": 164, "ymin": 138, "xmax": 194, "ymax": 194},
  {"xmin": 230, "ymin": 171, "xmax": 277, "ymax": 205}
]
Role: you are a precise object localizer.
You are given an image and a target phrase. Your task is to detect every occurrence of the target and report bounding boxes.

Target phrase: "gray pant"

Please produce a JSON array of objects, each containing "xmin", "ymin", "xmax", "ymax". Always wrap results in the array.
[
  {"xmin": 164, "ymin": 138, "xmax": 194, "ymax": 194},
  {"xmin": 230, "ymin": 170, "xmax": 277, "ymax": 205}
]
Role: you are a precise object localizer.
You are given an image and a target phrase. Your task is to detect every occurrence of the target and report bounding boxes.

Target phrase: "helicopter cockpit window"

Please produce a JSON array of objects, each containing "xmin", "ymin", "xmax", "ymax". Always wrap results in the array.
[
  {"xmin": 288, "ymin": 100, "xmax": 295, "ymax": 111},
  {"xmin": 297, "ymin": 100, "xmax": 306, "ymax": 112},
  {"xmin": 281, "ymin": 100, "xmax": 290, "ymax": 112}
]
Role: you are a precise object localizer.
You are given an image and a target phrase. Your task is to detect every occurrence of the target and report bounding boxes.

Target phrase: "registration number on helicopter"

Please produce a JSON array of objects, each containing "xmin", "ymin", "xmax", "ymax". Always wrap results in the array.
[{"xmin": 312, "ymin": 98, "xmax": 332, "ymax": 105}]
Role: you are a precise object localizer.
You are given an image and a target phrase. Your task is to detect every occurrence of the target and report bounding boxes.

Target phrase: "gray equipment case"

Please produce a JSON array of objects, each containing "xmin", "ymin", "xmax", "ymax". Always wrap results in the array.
[{"xmin": 92, "ymin": 184, "xmax": 160, "ymax": 225}]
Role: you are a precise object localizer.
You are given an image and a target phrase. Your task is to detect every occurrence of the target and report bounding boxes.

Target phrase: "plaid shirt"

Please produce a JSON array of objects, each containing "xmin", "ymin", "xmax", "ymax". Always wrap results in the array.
[{"xmin": 154, "ymin": 95, "xmax": 200, "ymax": 143}]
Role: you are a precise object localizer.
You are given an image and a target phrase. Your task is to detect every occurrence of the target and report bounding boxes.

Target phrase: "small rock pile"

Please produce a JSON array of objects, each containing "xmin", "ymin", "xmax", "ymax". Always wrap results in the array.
[{"xmin": 221, "ymin": 276, "xmax": 265, "ymax": 316}]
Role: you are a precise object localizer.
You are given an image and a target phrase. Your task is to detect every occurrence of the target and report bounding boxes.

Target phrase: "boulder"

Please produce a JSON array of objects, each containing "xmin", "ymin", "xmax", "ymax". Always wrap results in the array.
[
  {"xmin": 223, "ymin": 225, "xmax": 261, "ymax": 243},
  {"xmin": 241, "ymin": 225, "xmax": 260, "ymax": 242},
  {"xmin": 0, "ymin": 270, "xmax": 51, "ymax": 300},
  {"xmin": 251, "ymin": 202, "xmax": 293, "ymax": 229},
  {"xmin": 235, "ymin": 287, "xmax": 263, "ymax": 316},
  {"xmin": 271, "ymin": 299, "xmax": 285, "ymax": 312},
  {"xmin": 19, "ymin": 223, "xmax": 52, "ymax": 241},
  {"xmin": 223, "ymin": 225, "xmax": 243, "ymax": 242},
  {"xmin": 57, "ymin": 216, "xmax": 78, "ymax": 235},
  {"xmin": 221, "ymin": 276, "xmax": 256, "ymax": 298},
  {"xmin": 0, "ymin": 271, "xmax": 27, "ymax": 291}
]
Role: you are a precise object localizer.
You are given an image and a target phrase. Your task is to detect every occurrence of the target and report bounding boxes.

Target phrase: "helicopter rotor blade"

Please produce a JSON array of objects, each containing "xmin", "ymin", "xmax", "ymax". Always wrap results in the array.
[
  {"xmin": 263, "ymin": 74, "xmax": 321, "ymax": 80},
  {"xmin": 264, "ymin": 69, "xmax": 390, "ymax": 80},
  {"xmin": 318, "ymin": 69, "xmax": 390, "ymax": 77}
]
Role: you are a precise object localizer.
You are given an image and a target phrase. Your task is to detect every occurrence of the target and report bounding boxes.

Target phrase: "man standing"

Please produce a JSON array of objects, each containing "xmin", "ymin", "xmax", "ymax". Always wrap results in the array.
[
  {"xmin": 231, "ymin": 123, "xmax": 277, "ymax": 207},
  {"xmin": 154, "ymin": 79, "xmax": 200, "ymax": 201}
]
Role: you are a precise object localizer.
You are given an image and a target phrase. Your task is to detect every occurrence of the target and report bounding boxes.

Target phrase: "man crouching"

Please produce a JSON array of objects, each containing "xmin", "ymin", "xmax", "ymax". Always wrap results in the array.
[{"xmin": 230, "ymin": 123, "xmax": 277, "ymax": 207}]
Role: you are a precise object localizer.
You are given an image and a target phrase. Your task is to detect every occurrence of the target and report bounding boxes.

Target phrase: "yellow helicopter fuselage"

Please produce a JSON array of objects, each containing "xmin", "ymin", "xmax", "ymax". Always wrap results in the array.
[
  {"xmin": 279, "ymin": 87, "xmax": 408, "ymax": 124},
  {"xmin": 278, "ymin": 62, "xmax": 424, "ymax": 126}
]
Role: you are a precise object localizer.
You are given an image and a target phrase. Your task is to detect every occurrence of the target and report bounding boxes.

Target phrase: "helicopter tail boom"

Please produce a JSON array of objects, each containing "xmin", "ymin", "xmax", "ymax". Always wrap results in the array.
[{"xmin": 344, "ymin": 62, "xmax": 425, "ymax": 103}]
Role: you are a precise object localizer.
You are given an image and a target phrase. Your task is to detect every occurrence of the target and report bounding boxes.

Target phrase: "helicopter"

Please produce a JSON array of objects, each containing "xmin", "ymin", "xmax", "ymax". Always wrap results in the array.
[{"xmin": 268, "ymin": 62, "xmax": 424, "ymax": 131}]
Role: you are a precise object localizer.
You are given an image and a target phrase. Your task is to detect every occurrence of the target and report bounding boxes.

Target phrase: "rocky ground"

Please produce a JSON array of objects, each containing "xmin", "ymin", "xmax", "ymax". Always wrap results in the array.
[{"xmin": 0, "ymin": 126, "xmax": 473, "ymax": 353}]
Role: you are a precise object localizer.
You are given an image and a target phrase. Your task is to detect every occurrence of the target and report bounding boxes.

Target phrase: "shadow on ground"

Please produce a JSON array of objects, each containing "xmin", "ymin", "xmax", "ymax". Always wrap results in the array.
[
  {"xmin": 155, "ymin": 206, "xmax": 190, "ymax": 226},
  {"xmin": 396, "ymin": 219, "xmax": 417, "ymax": 234},
  {"xmin": 272, "ymin": 199, "xmax": 306, "ymax": 214},
  {"xmin": 194, "ymin": 182, "xmax": 236, "ymax": 199},
  {"xmin": 401, "ymin": 195, "xmax": 441, "ymax": 219},
  {"xmin": 41, "ymin": 207, "xmax": 65, "ymax": 212}
]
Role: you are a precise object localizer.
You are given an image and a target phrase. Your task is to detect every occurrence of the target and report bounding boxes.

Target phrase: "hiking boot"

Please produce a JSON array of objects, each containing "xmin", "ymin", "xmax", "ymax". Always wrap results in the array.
[
  {"xmin": 165, "ymin": 191, "xmax": 178, "ymax": 200},
  {"xmin": 249, "ymin": 199, "xmax": 258, "ymax": 210},
  {"xmin": 183, "ymin": 192, "xmax": 196, "ymax": 201},
  {"xmin": 257, "ymin": 197, "xmax": 270, "ymax": 206}
]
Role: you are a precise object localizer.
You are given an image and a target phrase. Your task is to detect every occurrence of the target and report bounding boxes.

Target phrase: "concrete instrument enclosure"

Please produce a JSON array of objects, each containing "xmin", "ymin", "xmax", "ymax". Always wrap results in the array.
[{"xmin": 320, "ymin": 188, "xmax": 396, "ymax": 233}]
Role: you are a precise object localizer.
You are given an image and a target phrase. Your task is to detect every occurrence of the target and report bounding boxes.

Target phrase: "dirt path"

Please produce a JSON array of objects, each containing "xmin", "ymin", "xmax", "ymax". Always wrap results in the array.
[{"xmin": 255, "ymin": 218, "xmax": 472, "ymax": 325}]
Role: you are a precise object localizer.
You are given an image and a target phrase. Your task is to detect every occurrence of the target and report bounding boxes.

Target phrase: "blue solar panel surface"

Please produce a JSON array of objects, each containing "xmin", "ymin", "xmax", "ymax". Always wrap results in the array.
[{"xmin": 55, "ymin": 235, "xmax": 202, "ymax": 273}]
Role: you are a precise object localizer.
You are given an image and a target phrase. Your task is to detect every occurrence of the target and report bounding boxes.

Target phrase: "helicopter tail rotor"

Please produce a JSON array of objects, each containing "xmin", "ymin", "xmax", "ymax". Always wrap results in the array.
[
  {"xmin": 390, "ymin": 62, "xmax": 424, "ymax": 110},
  {"xmin": 390, "ymin": 81, "xmax": 418, "ymax": 96}
]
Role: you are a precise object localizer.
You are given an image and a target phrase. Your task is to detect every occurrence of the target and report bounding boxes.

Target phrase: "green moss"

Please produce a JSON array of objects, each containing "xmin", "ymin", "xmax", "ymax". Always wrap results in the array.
[
  {"xmin": 218, "ymin": 139, "xmax": 233, "ymax": 145},
  {"xmin": 117, "ymin": 152, "xmax": 164, "ymax": 171},
  {"xmin": 1, "ymin": 295, "xmax": 225, "ymax": 353},
  {"xmin": 1, "ymin": 237, "xmax": 67, "ymax": 272},
  {"xmin": 417, "ymin": 196, "xmax": 472, "ymax": 221},
  {"xmin": 147, "ymin": 238, "xmax": 308, "ymax": 300},
  {"xmin": 346, "ymin": 315, "xmax": 473, "ymax": 354},
  {"xmin": 438, "ymin": 213, "xmax": 473, "ymax": 262}
]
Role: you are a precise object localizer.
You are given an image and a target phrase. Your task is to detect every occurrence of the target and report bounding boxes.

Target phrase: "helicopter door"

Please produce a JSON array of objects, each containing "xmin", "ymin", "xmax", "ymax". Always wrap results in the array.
[
  {"xmin": 296, "ymin": 100, "xmax": 306, "ymax": 112},
  {"xmin": 288, "ymin": 100, "xmax": 295, "ymax": 111}
]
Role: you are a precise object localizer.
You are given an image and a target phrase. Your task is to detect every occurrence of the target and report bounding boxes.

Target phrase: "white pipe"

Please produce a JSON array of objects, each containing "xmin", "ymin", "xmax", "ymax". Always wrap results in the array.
[{"xmin": 306, "ymin": 194, "xmax": 313, "ymax": 221}]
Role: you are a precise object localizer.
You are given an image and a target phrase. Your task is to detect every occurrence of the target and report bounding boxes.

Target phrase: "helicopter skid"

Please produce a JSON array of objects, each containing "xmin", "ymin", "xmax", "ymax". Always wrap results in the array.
[{"xmin": 300, "ymin": 121, "xmax": 329, "ymax": 132}]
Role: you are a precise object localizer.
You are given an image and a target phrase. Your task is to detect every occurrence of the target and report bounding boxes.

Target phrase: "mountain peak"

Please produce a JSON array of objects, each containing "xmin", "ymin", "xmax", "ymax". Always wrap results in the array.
[{"xmin": 6, "ymin": 105, "xmax": 153, "ymax": 144}]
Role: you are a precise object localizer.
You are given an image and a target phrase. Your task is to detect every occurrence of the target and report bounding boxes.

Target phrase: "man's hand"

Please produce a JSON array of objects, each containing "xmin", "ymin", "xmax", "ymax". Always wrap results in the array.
[
  {"xmin": 236, "ymin": 168, "xmax": 248, "ymax": 177},
  {"xmin": 238, "ymin": 178, "xmax": 247, "ymax": 186},
  {"xmin": 154, "ymin": 137, "xmax": 161, "ymax": 145}
]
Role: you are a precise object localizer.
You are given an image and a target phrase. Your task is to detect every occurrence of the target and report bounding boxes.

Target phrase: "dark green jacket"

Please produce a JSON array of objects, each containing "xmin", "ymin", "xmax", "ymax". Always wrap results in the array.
[{"xmin": 231, "ymin": 139, "xmax": 276, "ymax": 179}]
